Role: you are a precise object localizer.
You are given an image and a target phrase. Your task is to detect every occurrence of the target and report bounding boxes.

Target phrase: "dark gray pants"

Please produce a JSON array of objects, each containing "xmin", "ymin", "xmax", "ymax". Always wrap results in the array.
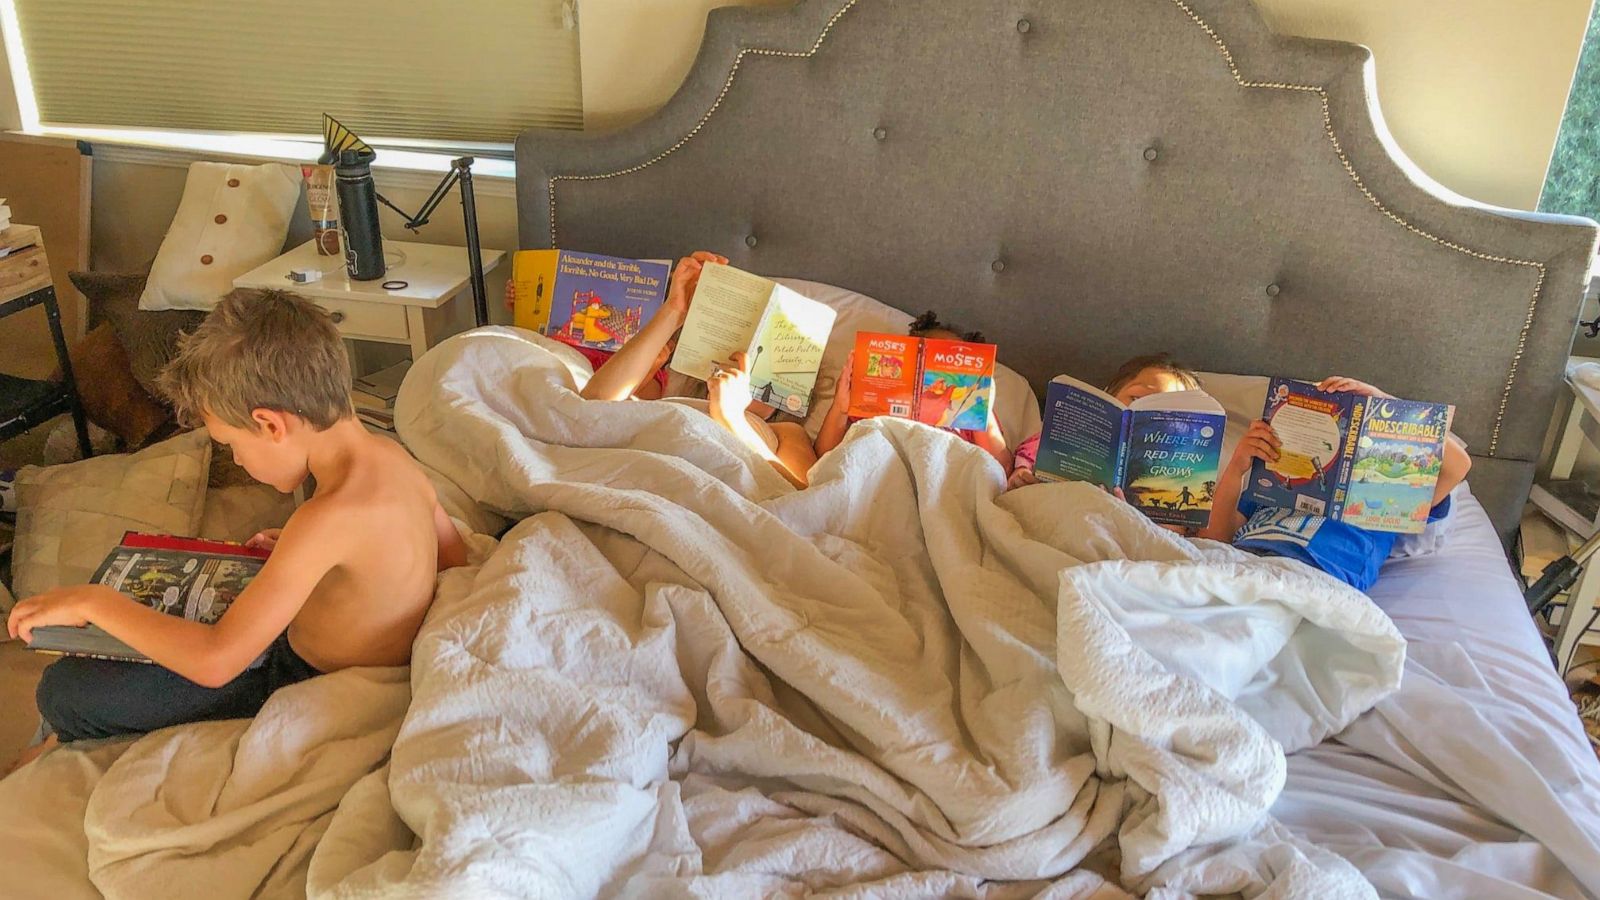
[{"xmin": 36, "ymin": 633, "xmax": 321, "ymax": 743}]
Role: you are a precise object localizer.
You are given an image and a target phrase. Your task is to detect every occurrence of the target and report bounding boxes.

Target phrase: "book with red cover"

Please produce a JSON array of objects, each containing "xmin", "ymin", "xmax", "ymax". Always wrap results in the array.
[
  {"xmin": 25, "ymin": 532, "xmax": 270, "ymax": 663},
  {"xmin": 847, "ymin": 333, "xmax": 997, "ymax": 431}
]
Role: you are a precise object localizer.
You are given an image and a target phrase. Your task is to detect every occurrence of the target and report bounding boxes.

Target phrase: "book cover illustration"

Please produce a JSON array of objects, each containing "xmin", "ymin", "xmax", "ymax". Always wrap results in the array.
[
  {"xmin": 917, "ymin": 339, "xmax": 996, "ymax": 432},
  {"xmin": 512, "ymin": 250, "xmax": 671, "ymax": 352},
  {"xmin": 1249, "ymin": 379, "xmax": 1351, "ymax": 517},
  {"xmin": 745, "ymin": 285, "xmax": 837, "ymax": 417},
  {"xmin": 846, "ymin": 333, "xmax": 997, "ymax": 431},
  {"xmin": 1342, "ymin": 397, "xmax": 1453, "ymax": 533},
  {"xmin": 849, "ymin": 333, "xmax": 920, "ymax": 420},
  {"xmin": 27, "ymin": 533, "xmax": 270, "ymax": 662},
  {"xmin": 1121, "ymin": 407, "xmax": 1224, "ymax": 529},
  {"xmin": 1247, "ymin": 378, "xmax": 1450, "ymax": 534}
]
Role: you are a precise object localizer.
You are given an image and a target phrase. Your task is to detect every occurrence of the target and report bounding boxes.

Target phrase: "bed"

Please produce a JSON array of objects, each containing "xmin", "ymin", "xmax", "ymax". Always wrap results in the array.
[{"xmin": 1, "ymin": 0, "xmax": 1597, "ymax": 897}]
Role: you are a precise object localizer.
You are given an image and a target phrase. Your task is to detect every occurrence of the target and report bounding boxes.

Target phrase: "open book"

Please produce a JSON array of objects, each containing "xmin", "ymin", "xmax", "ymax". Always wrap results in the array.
[
  {"xmin": 512, "ymin": 249, "xmax": 672, "ymax": 353},
  {"xmin": 669, "ymin": 264, "xmax": 837, "ymax": 416},
  {"xmin": 1248, "ymin": 378, "xmax": 1453, "ymax": 534},
  {"xmin": 26, "ymin": 533, "xmax": 270, "ymax": 662},
  {"xmin": 1034, "ymin": 376, "xmax": 1225, "ymax": 528},
  {"xmin": 847, "ymin": 333, "xmax": 997, "ymax": 432}
]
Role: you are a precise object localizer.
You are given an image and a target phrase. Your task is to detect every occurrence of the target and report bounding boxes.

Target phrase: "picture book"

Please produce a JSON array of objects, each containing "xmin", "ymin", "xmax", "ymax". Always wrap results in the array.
[
  {"xmin": 512, "ymin": 250, "xmax": 672, "ymax": 353},
  {"xmin": 1247, "ymin": 378, "xmax": 1453, "ymax": 534},
  {"xmin": 669, "ymin": 264, "xmax": 838, "ymax": 416},
  {"xmin": 847, "ymin": 333, "xmax": 997, "ymax": 432},
  {"xmin": 1033, "ymin": 376, "xmax": 1226, "ymax": 528},
  {"xmin": 26, "ymin": 533, "xmax": 271, "ymax": 663}
]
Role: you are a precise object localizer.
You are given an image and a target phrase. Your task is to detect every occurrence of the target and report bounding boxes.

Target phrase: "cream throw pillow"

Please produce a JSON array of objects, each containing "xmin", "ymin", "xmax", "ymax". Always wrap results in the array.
[
  {"xmin": 10, "ymin": 429, "xmax": 211, "ymax": 601},
  {"xmin": 139, "ymin": 162, "xmax": 300, "ymax": 312}
]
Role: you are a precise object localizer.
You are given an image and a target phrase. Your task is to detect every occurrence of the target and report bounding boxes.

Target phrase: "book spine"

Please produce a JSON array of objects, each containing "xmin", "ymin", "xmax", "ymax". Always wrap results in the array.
[
  {"xmin": 1115, "ymin": 410, "xmax": 1132, "ymax": 493},
  {"xmin": 1332, "ymin": 395, "xmax": 1365, "ymax": 522},
  {"xmin": 911, "ymin": 338, "xmax": 927, "ymax": 422}
]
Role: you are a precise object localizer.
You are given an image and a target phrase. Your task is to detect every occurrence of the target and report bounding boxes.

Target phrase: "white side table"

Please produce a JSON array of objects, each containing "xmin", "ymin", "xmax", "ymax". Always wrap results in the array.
[
  {"xmin": 1532, "ymin": 360, "xmax": 1600, "ymax": 672},
  {"xmin": 232, "ymin": 240, "xmax": 504, "ymax": 360}
]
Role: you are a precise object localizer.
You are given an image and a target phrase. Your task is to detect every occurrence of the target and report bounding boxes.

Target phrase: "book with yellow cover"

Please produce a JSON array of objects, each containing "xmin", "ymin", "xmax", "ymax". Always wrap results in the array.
[{"xmin": 512, "ymin": 250, "xmax": 671, "ymax": 352}]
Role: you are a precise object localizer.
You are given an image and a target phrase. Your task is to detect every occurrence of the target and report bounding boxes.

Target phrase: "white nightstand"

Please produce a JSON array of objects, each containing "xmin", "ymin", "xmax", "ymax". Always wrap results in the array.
[
  {"xmin": 232, "ymin": 240, "xmax": 504, "ymax": 360},
  {"xmin": 1530, "ymin": 359, "xmax": 1600, "ymax": 670}
]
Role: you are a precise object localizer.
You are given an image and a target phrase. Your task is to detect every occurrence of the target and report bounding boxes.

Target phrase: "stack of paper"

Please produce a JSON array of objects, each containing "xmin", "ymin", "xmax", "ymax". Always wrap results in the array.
[
  {"xmin": 350, "ymin": 360, "xmax": 409, "ymax": 432},
  {"xmin": 0, "ymin": 198, "xmax": 11, "ymax": 232}
]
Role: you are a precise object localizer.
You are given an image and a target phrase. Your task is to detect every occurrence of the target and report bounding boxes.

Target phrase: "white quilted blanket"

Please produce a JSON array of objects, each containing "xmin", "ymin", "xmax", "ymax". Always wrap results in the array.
[{"xmin": 310, "ymin": 329, "xmax": 1401, "ymax": 898}]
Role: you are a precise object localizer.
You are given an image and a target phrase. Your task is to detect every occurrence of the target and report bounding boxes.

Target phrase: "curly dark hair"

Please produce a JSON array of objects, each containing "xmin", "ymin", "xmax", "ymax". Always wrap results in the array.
[{"xmin": 909, "ymin": 310, "xmax": 985, "ymax": 343}]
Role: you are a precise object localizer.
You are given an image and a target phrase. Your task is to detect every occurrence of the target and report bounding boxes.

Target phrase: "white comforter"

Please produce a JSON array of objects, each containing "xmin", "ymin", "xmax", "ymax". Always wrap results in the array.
[
  {"xmin": 0, "ymin": 329, "xmax": 1409, "ymax": 898},
  {"xmin": 310, "ymin": 329, "xmax": 1400, "ymax": 898}
]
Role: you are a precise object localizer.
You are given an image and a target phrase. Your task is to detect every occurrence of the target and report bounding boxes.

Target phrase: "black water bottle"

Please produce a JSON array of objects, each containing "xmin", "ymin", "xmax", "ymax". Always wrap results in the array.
[{"xmin": 335, "ymin": 148, "xmax": 385, "ymax": 281}]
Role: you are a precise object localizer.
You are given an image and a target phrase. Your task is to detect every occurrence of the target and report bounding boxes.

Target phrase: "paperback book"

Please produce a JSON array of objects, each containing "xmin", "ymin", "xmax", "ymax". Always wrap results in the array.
[
  {"xmin": 1247, "ymin": 377, "xmax": 1453, "ymax": 534},
  {"xmin": 512, "ymin": 249, "xmax": 672, "ymax": 353},
  {"xmin": 847, "ymin": 333, "xmax": 997, "ymax": 432},
  {"xmin": 1033, "ymin": 376, "xmax": 1226, "ymax": 528},
  {"xmin": 26, "ymin": 533, "xmax": 270, "ymax": 663},
  {"xmin": 669, "ymin": 264, "xmax": 837, "ymax": 416}
]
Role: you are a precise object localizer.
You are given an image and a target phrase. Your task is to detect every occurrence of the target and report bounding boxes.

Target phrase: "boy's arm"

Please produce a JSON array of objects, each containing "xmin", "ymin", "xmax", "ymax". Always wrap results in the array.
[
  {"xmin": 1434, "ymin": 433, "xmax": 1472, "ymax": 507},
  {"xmin": 435, "ymin": 502, "xmax": 469, "ymax": 570},
  {"xmin": 1198, "ymin": 419, "xmax": 1279, "ymax": 541},
  {"xmin": 9, "ymin": 504, "xmax": 343, "ymax": 687},
  {"xmin": 580, "ymin": 251, "xmax": 726, "ymax": 401}
]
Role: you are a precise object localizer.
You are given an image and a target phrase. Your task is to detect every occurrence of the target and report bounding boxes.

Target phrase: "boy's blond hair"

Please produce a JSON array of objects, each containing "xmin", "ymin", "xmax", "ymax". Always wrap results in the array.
[
  {"xmin": 158, "ymin": 288, "xmax": 352, "ymax": 430},
  {"xmin": 1105, "ymin": 353, "xmax": 1200, "ymax": 397}
]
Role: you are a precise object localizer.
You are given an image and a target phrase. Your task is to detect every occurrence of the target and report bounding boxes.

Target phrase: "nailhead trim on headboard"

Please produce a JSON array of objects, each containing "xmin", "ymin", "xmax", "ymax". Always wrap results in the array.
[{"xmin": 547, "ymin": 0, "xmax": 1548, "ymax": 456}]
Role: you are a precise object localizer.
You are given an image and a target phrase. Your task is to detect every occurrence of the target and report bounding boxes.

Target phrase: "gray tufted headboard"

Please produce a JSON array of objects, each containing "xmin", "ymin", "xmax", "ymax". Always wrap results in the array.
[{"xmin": 516, "ymin": 0, "xmax": 1599, "ymax": 543}]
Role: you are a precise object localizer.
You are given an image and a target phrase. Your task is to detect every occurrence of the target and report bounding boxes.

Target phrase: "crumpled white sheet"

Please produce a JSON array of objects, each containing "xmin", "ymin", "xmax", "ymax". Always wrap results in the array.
[{"xmin": 310, "ymin": 328, "xmax": 1402, "ymax": 898}]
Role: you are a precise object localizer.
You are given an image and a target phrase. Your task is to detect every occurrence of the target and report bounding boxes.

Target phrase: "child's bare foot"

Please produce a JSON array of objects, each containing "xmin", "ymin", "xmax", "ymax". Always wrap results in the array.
[{"xmin": 4, "ymin": 733, "xmax": 57, "ymax": 777}]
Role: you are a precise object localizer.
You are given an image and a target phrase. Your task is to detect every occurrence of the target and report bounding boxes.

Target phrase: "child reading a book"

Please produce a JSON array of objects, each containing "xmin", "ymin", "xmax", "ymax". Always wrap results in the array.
[
  {"xmin": 507, "ymin": 280, "xmax": 671, "ymax": 399},
  {"xmin": 814, "ymin": 311, "xmax": 1012, "ymax": 469},
  {"xmin": 1197, "ymin": 375, "xmax": 1471, "ymax": 591},
  {"xmin": 1006, "ymin": 353, "xmax": 1201, "ymax": 490},
  {"xmin": 578, "ymin": 251, "xmax": 820, "ymax": 488},
  {"xmin": 6, "ymin": 289, "xmax": 467, "ymax": 770}
]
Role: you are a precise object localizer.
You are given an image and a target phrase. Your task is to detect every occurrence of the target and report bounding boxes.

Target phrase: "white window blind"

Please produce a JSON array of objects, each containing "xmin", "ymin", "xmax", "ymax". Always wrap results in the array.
[{"xmin": 10, "ymin": 0, "xmax": 583, "ymax": 146}]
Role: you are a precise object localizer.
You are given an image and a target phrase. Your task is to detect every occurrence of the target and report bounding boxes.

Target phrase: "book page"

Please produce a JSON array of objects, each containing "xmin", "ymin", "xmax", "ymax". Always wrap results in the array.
[
  {"xmin": 747, "ymin": 285, "xmax": 837, "ymax": 417},
  {"xmin": 1033, "ymin": 376, "xmax": 1125, "ymax": 490},
  {"xmin": 669, "ymin": 263, "xmax": 773, "ymax": 381}
]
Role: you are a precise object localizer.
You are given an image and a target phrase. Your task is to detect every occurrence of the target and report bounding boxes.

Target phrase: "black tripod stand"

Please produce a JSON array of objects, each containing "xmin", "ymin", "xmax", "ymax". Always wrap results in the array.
[{"xmin": 376, "ymin": 156, "xmax": 490, "ymax": 327}]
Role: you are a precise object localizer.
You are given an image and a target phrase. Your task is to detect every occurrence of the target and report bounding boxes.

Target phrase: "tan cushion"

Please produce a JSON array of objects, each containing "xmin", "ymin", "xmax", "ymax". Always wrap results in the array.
[
  {"xmin": 139, "ymin": 161, "xmax": 300, "ymax": 312},
  {"xmin": 11, "ymin": 429, "xmax": 210, "ymax": 599}
]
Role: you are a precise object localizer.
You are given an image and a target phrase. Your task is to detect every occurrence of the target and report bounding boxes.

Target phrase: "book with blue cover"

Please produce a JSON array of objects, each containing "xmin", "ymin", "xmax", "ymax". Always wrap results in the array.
[
  {"xmin": 511, "ymin": 250, "xmax": 672, "ymax": 353},
  {"xmin": 1034, "ymin": 376, "xmax": 1226, "ymax": 528},
  {"xmin": 1247, "ymin": 377, "xmax": 1453, "ymax": 534}
]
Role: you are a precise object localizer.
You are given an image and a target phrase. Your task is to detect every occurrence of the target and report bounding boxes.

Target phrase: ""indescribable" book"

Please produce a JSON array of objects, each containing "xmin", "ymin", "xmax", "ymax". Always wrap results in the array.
[
  {"xmin": 26, "ymin": 532, "xmax": 270, "ymax": 663},
  {"xmin": 847, "ymin": 333, "xmax": 997, "ymax": 432},
  {"xmin": 1247, "ymin": 378, "xmax": 1453, "ymax": 534},
  {"xmin": 1033, "ymin": 375, "xmax": 1225, "ymax": 529}
]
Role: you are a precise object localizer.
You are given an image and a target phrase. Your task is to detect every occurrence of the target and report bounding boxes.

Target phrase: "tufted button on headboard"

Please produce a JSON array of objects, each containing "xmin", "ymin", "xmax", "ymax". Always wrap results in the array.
[{"xmin": 515, "ymin": 0, "xmax": 1599, "ymax": 540}]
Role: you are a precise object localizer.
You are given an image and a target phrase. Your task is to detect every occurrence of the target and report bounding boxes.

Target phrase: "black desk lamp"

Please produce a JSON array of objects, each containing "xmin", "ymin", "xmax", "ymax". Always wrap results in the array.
[{"xmin": 375, "ymin": 156, "xmax": 491, "ymax": 328}]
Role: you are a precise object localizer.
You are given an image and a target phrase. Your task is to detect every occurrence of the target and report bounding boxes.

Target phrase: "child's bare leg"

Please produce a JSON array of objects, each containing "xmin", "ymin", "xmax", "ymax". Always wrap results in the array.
[{"xmin": 5, "ymin": 733, "xmax": 57, "ymax": 776}]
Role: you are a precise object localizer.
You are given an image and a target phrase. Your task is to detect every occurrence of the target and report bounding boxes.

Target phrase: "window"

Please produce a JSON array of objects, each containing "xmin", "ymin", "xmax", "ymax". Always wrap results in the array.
[
  {"xmin": 1542, "ymin": 8, "xmax": 1600, "ymax": 220},
  {"xmin": 3, "ymin": 0, "xmax": 582, "ymax": 154}
]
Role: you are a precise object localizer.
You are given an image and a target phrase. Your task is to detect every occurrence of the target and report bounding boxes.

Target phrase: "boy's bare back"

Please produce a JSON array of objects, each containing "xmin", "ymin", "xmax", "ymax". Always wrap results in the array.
[{"xmin": 274, "ymin": 432, "xmax": 444, "ymax": 671}]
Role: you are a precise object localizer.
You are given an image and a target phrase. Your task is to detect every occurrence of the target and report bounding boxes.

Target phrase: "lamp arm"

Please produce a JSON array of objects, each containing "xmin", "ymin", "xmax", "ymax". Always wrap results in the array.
[{"xmin": 370, "ymin": 156, "xmax": 490, "ymax": 327}]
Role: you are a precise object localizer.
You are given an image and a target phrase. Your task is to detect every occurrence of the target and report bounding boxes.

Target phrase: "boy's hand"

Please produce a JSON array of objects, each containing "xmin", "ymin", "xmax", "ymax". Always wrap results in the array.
[
  {"xmin": 836, "ymin": 352, "xmax": 854, "ymax": 402},
  {"xmin": 246, "ymin": 528, "xmax": 283, "ymax": 552},
  {"xmin": 1006, "ymin": 467, "xmax": 1038, "ymax": 490},
  {"xmin": 664, "ymin": 251, "xmax": 729, "ymax": 320},
  {"xmin": 8, "ymin": 585, "xmax": 118, "ymax": 643},
  {"xmin": 504, "ymin": 280, "xmax": 516, "ymax": 312},
  {"xmin": 1317, "ymin": 376, "xmax": 1391, "ymax": 399},
  {"xmin": 1229, "ymin": 419, "xmax": 1281, "ymax": 471},
  {"xmin": 707, "ymin": 351, "xmax": 754, "ymax": 425}
]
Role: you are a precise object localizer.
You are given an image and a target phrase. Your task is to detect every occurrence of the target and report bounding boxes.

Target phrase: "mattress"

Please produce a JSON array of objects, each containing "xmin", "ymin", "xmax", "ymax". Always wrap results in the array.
[{"xmin": 1275, "ymin": 487, "xmax": 1600, "ymax": 898}]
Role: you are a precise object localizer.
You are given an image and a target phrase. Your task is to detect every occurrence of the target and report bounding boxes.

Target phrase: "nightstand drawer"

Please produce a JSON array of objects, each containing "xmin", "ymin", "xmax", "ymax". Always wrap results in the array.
[{"xmin": 319, "ymin": 297, "xmax": 408, "ymax": 342}]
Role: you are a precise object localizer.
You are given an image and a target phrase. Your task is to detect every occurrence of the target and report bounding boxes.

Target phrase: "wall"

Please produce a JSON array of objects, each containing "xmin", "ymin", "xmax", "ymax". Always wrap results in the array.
[{"xmin": 0, "ymin": 0, "xmax": 1593, "ymax": 373}]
